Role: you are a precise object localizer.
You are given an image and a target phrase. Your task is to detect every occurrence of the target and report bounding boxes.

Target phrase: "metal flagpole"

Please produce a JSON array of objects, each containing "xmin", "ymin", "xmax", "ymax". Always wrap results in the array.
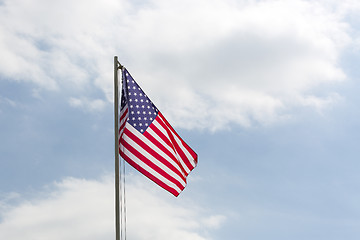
[
  {"xmin": 114, "ymin": 56, "xmax": 120, "ymax": 240},
  {"xmin": 115, "ymin": 56, "xmax": 127, "ymax": 240}
]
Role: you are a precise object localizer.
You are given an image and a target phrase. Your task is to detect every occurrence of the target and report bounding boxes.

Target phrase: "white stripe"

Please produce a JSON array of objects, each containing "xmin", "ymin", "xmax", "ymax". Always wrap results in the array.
[
  {"xmin": 152, "ymin": 119, "xmax": 180, "ymax": 159},
  {"xmin": 152, "ymin": 118, "xmax": 190, "ymax": 172},
  {"xmin": 119, "ymin": 106, "xmax": 128, "ymax": 137},
  {"xmin": 150, "ymin": 120, "xmax": 176, "ymax": 155},
  {"xmin": 146, "ymin": 126, "xmax": 187, "ymax": 177},
  {"xmin": 145, "ymin": 128, "xmax": 187, "ymax": 179},
  {"xmin": 120, "ymin": 105, "xmax": 128, "ymax": 121},
  {"xmin": 124, "ymin": 125, "xmax": 186, "ymax": 186},
  {"xmin": 157, "ymin": 114, "xmax": 196, "ymax": 167},
  {"xmin": 152, "ymin": 119, "xmax": 169, "ymax": 141},
  {"xmin": 168, "ymin": 127, "xmax": 196, "ymax": 167},
  {"xmin": 121, "ymin": 145, "xmax": 182, "ymax": 193},
  {"xmin": 121, "ymin": 133, "xmax": 182, "ymax": 193}
]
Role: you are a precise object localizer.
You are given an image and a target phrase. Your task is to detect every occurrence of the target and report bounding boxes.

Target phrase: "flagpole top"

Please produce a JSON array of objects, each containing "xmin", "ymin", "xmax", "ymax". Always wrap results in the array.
[
  {"xmin": 114, "ymin": 56, "xmax": 123, "ymax": 70},
  {"xmin": 117, "ymin": 61, "xmax": 123, "ymax": 70}
]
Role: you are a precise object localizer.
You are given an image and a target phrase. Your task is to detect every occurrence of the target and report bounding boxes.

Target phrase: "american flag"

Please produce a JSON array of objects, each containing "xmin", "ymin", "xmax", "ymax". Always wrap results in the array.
[{"xmin": 119, "ymin": 68, "xmax": 198, "ymax": 196}]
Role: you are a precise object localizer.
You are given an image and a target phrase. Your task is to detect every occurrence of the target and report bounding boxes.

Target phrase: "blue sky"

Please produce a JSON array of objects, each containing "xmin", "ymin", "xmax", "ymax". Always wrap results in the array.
[{"xmin": 1, "ymin": 0, "xmax": 360, "ymax": 239}]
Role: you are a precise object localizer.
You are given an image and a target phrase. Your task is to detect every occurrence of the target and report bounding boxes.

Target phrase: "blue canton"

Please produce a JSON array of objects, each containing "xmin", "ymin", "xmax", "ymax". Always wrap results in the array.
[{"xmin": 121, "ymin": 68, "xmax": 159, "ymax": 134}]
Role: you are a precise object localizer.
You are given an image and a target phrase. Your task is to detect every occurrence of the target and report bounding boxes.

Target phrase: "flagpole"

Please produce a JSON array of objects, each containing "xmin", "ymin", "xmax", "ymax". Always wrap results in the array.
[{"xmin": 114, "ymin": 56, "xmax": 120, "ymax": 240}]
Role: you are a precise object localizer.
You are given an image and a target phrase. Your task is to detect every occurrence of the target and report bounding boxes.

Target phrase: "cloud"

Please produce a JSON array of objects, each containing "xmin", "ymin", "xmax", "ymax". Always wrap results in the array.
[
  {"xmin": 0, "ymin": 0, "xmax": 357, "ymax": 130},
  {"xmin": 69, "ymin": 97, "xmax": 107, "ymax": 112},
  {"xmin": 116, "ymin": 0, "xmax": 352, "ymax": 130},
  {"xmin": 0, "ymin": 175, "xmax": 225, "ymax": 240},
  {"xmin": 0, "ymin": 96, "xmax": 16, "ymax": 107}
]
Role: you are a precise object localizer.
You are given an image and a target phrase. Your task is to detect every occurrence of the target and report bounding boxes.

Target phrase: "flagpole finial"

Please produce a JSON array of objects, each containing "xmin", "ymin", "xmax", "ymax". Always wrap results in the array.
[
  {"xmin": 114, "ymin": 56, "xmax": 123, "ymax": 70},
  {"xmin": 118, "ymin": 61, "xmax": 123, "ymax": 70}
]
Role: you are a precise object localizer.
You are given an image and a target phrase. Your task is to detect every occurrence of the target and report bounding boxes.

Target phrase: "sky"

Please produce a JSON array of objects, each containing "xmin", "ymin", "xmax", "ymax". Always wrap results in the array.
[{"xmin": 1, "ymin": 0, "xmax": 360, "ymax": 239}]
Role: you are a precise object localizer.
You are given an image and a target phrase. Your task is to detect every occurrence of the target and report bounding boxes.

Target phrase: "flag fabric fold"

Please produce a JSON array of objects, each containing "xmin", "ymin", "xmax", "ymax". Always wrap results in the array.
[{"xmin": 119, "ymin": 68, "xmax": 198, "ymax": 196}]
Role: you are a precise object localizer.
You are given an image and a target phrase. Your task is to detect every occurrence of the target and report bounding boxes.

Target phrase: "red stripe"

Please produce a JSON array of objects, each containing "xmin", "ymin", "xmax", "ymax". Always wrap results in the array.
[
  {"xmin": 125, "ymin": 128, "xmax": 186, "ymax": 183},
  {"xmin": 159, "ymin": 112, "xmax": 197, "ymax": 166},
  {"xmin": 156, "ymin": 113, "xmax": 194, "ymax": 172},
  {"xmin": 146, "ymin": 124, "xmax": 188, "ymax": 176},
  {"xmin": 119, "ymin": 120, "xmax": 127, "ymax": 132},
  {"xmin": 120, "ymin": 108, "xmax": 128, "ymax": 123},
  {"xmin": 122, "ymin": 128, "xmax": 185, "ymax": 190},
  {"xmin": 150, "ymin": 118, "xmax": 188, "ymax": 175},
  {"xmin": 143, "ymin": 131, "xmax": 187, "ymax": 181},
  {"xmin": 149, "ymin": 121, "xmax": 173, "ymax": 149},
  {"xmin": 158, "ymin": 112, "xmax": 198, "ymax": 166},
  {"xmin": 150, "ymin": 117, "xmax": 188, "ymax": 176},
  {"xmin": 120, "ymin": 150, "xmax": 180, "ymax": 197},
  {"xmin": 119, "ymin": 118, "xmax": 128, "ymax": 141}
]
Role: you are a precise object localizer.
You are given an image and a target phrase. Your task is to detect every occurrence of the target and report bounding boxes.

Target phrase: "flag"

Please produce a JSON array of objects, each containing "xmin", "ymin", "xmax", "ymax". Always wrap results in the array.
[{"xmin": 119, "ymin": 68, "xmax": 198, "ymax": 196}]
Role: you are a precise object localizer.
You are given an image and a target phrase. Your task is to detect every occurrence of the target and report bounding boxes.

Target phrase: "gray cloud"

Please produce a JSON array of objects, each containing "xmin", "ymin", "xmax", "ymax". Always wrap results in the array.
[{"xmin": 0, "ymin": 0, "xmax": 356, "ymax": 130}]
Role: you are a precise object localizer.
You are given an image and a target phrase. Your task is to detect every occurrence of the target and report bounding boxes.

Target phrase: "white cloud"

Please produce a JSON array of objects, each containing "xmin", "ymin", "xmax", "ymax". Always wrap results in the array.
[
  {"xmin": 0, "ymin": 96, "xmax": 17, "ymax": 108},
  {"xmin": 69, "ymin": 97, "xmax": 107, "ymax": 112},
  {"xmin": 296, "ymin": 93, "xmax": 342, "ymax": 112},
  {"xmin": 121, "ymin": 0, "xmax": 351, "ymax": 130},
  {"xmin": 0, "ymin": 0, "xmax": 357, "ymax": 130},
  {"xmin": 202, "ymin": 215, "xmax": 226, "ymax": 229},
  {"xmin": 0, "ymin": 175, "xmax": 225, "ymax": 240}
]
